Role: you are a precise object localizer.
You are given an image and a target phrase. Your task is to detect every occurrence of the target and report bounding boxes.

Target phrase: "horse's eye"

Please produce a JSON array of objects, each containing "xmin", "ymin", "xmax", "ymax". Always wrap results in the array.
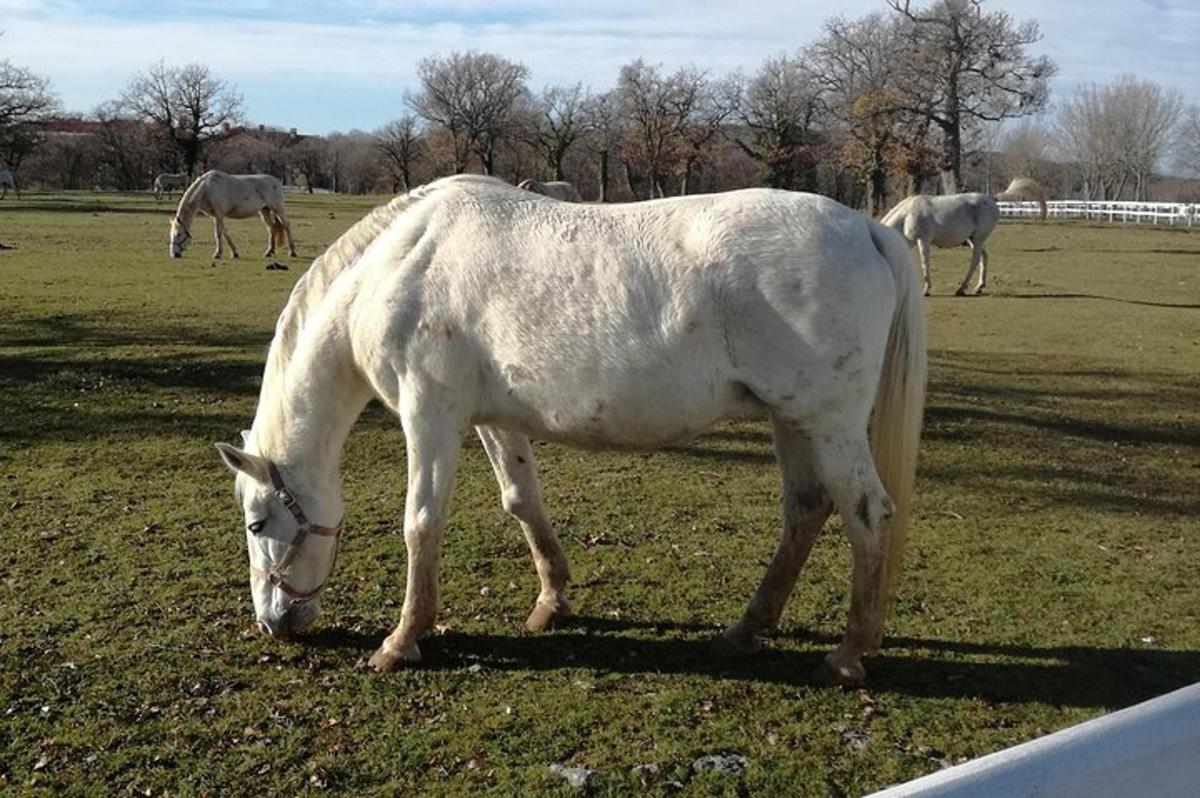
[{"xmin": 247, "ymin": 519, "xmax": 267, "ymax": 535}]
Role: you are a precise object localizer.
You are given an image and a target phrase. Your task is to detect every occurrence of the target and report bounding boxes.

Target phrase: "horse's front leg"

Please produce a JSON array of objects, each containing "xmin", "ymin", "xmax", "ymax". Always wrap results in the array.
[
  {"xmin": 916, "ymin": 238, "xmax": 932, "ymax": 296},
  {"xmin": 368, "ymin": 406, "xmax": 462, "ymax": 672},
  {"xmin": 477, "ymin": 425, "xmax": 572, "ymax": 631},
  {"xmin": 973, "ymin": 244, "xmax": 989, "ymax": 295},
  {"xmin": 718, "ymin": 416, "xmax": 831, "ymax": 656}
]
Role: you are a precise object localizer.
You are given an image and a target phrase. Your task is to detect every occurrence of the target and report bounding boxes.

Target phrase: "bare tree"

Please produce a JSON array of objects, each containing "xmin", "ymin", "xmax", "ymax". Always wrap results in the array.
[
  {"xmin": 524, "ymin": 83, "xmax": 588, "ymax": 181},
  {"xmin": 375, "ymin": 115, "xmax": 425, "ymax": 192},
  {"xmin": 93, "ymin": 101, "xmax": 160, "ymax": 190},
  {"xmin": 1058, "ymin": 76, "xmax": 1184, "ymax": 200},
  {"xmin": 887, "ymin": 0, "xmax": 1055, "ymax": 192},
  {"xmin": 122, "ymin": 61, "xmax": 243, "ymax": 177},
  {"xmin": 0, "ymin": 59, "xmax": 55, "ymax": 129},
  {"xmin": 729, "ymin": 54, "xmax": 823, "ymax": 192},
  {"xmin": 290, "ymin": 136, "xmax": 328, "ymax": 193},
  {"xmin": 581, "ymin": 89, "xmax": 624, "ymax": 201},
  {"xmin": 0, "ymin": 41, "xmax": 57, "ymax": 178},
  {"xmin": 618, "ymin": 59, "xmax": 714, "ymax": 198},
  {"xmin": 329, "ymin": 131, "xmax": 387, "ymax": 194},
  {"xmin": 1178, "ymin": 104, "xmax": 1200, "ymax": 178},
  {"xmin": 408, "ymin": 51, "xmax": 529, "ymax": 175},
  {"xmin": 808, "ymin": 14, "xmax": 911, "ymax": 212},
  {"xmin": 677, "ymin": 74, "xmax": 737, "ymax": 195}
]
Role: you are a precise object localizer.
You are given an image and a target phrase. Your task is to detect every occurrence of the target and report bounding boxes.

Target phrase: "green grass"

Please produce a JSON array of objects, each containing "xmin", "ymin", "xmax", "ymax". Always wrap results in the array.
[{"xmin": 1, "ymin": 192, "xmax": 1198, "ymax": 796}]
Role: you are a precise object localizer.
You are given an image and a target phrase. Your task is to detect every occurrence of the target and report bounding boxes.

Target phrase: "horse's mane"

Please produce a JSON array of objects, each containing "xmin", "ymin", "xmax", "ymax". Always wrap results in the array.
[
  {"xmin": 173, "ymin": 172, "xmax": 211, "ymax": 226},
  {"xmin": 258, "ymin": 178, "xmax": 488, "ymax": 401}
]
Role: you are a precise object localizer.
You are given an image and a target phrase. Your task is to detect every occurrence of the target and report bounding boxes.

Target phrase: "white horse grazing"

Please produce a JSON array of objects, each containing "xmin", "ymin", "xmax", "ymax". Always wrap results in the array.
[
  {"xmin": 0, "ymin": 169, "xmax": 16, "ymax": 199},
  {"xmin": 881, "ymin": 177, "xmax": 1047, "ymax": 296},
  {"xmin": 169, "ymin": 170, "xmax": 297, "ymax": 260},
  {"xmin": 517, "ymin": 178, "xmax": 584, "ymax": 202},
  {"xmin": 214, "ymin": 175, "xmax": 926, "ymax": 685},
  {"xmin": 152, "ymin": 172, "xmax": 190, "ymax": 201}
]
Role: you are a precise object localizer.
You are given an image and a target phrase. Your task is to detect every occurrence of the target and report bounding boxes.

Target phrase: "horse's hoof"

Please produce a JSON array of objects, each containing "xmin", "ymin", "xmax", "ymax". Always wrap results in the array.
[
  {"xmin": 954, "ymin": 288, "xmax": 967, "ymax": 297},
  {"xmin": 526, "ymin": 596, "xmax": 572, "ymax": 632},
  {"xmin": 973, "ymin": 287, "xmax": 986, "ymax": 296},
  {"xmin": 367, "ymin": 640, "xmax": 420, "ymax": 672},
  {"xmin": 814, "ymin": 653, "xmax": 866, "ymax": 686},
  {"xmin": 712, "ymin": 622, "xmax": 764, "ymax": 658}
]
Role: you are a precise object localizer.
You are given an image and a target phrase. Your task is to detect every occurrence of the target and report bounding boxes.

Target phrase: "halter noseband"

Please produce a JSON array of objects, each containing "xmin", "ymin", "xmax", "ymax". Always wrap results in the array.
[{"xmin": 249, "ymin": 461, "xmax": 344, "ymax": 605}]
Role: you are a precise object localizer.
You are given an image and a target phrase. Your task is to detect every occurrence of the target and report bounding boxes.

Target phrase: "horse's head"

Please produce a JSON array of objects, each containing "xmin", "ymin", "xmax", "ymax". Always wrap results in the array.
[
  {"xmin": 216, "ymin": 435, "xmax": 344, "ymax": 638},
  {"xmin": 169, "ymin": 217, "xmax": 191, "ymax": 258}
]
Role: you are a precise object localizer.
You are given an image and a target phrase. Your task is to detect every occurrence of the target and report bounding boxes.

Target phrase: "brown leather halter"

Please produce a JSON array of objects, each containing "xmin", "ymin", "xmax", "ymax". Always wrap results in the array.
[{"xmin": 249, "ymin": 461, "xmax": 344, "ymax": 605}]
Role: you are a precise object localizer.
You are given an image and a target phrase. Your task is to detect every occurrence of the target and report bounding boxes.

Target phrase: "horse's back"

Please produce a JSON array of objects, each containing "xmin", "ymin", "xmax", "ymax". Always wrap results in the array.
[{"xmin": 349, "ymin": 178, "xmax": 902, "ymax": 446}]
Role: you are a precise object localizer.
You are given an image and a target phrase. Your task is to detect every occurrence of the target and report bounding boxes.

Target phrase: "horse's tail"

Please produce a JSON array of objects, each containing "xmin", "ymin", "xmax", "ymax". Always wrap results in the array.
[
  {"xmin": 879, "ymin": 198, "xmax": 914, "ymax": 240},
  {"xmin": 269, "ymin": 212, "xmax": 286, "ymax": 248},
  {"xmin": 996, "ymin": 177, "xmax": 1048, "ymax": 221},
  {"xmin": 867, "ymin": 220, "xmax": 927, "ymax": 601}
]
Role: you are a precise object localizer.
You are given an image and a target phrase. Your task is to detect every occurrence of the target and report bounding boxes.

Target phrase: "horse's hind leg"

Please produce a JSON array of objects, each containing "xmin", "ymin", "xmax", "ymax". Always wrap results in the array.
[
  {"xmin": 811, "ymin": 429, "xmax": 898, "ymax": 685},
  {"xmin": 955, "ymin": 240, "xmax": 983, "ymax": 296},
  {"xmin": 259, "ymin": 209, "xmax": 276, "ymax": 257},
  {"xmin": 718, "ymin": 414, "xmax": 832, "ymax": 656},
  {"xmin": 477, "ymin": 425, "xmax": 572, "ymax": 631}
]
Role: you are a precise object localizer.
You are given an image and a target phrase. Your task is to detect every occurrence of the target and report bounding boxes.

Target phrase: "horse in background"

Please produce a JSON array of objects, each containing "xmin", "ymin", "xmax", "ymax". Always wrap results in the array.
[
  {"xmin": 214, "ymin": 175, "xmax": 926, "ymax": 685},
  {"xmin": 517, "ymin": 178, "xmax": 584, "ymax": 202},
  {"xmin": 169, "ymin": 170, "xmax": 297, "ymax": 260},
  {"xmin": 153, "ymin": 173, "xmax": 190, "ymax": 201},
  {"xmin": 881, "ymin": 177, "xmax": 1048, "ymax": 296},
  {"xmin": 0, "ymin": 169, "xmax": 17, "ymax": 199}
]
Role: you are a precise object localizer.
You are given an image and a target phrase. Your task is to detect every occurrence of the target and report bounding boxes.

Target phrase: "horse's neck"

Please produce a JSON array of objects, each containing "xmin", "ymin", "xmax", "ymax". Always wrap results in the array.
[
  {"xmin": 175, "ymin": 179, "xmax": 206, "ymax": 225},
  {"xmin": 251, "ymin": 317, "xmax": 373, "ymax": 492}
]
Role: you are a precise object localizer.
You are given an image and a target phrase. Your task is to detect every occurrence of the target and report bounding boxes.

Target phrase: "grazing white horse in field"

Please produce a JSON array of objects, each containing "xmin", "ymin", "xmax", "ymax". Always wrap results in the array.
[
  {"xmin": 152, "ymin": 172, "xmax": 190, "ymax": 201},
  {"xmin": 517, "ymin": 178, "xmax": 584, "ymax": 202},
  {"xmin": 169, "ymin": 170, "xmax": 297, "ymax": 260},
  {"xmin": 0, "ymin": 169, "xmax": 16, "ymax": 199},
  {"xmin": 881, "ymin": 177, "xmax": 1048, "ymax": 296},
  {"xmin": 215, "ymin": 174, "xmax": 926, "ymax": 685}
]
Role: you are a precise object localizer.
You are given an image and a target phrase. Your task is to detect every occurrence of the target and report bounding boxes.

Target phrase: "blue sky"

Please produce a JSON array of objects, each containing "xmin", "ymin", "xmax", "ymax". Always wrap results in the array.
[{"xmin": 2, "ymin": 0, "xmax": 1197, "ymax": 135}]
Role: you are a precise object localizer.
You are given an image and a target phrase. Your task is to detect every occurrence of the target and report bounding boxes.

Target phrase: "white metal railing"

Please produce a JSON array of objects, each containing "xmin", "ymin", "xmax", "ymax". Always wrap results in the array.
[
  {"xmin": 867, "ymin": 682, "xmax": 1200, "ymax": 798},
  {"xmin": 998, "ymin": 200, "xmax": 1198, "ymax": 227}
]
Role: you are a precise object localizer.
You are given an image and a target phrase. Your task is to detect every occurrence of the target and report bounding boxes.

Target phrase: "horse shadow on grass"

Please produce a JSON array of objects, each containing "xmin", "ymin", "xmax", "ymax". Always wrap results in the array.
[
  {"xmin": 999, "ymin": 292, "xmax": 1200, "ymax": 310},
  {"xmin": 301, "ymin": 615, "xmax": 1200, "ymax": 710}
]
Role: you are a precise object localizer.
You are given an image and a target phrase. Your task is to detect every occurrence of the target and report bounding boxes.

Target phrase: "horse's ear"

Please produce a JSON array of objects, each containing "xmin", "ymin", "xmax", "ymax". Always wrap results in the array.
[{"xmin": 215, "ymin": 442, "xmax": 270, "ymax": 483}]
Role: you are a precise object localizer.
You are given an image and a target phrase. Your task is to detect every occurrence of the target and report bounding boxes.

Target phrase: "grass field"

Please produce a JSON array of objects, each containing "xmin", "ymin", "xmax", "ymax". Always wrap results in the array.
[{"xmin": 1, "ymin": 191, "xmax": 1198, "ymax": 796}]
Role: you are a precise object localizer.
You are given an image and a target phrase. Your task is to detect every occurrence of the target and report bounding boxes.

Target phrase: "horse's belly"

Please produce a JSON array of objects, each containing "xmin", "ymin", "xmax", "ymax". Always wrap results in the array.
[{"xmin": 484, "ymin": 369, "xmax": 761, "ymax": 450}]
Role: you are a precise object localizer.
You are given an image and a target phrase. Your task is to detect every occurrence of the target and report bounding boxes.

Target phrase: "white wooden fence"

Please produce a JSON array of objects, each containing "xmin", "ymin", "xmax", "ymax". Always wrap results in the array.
[
  {"xmin": 998, "ymin": 200, "xmax": 1198, "ymax": 227},
  {"xmin": 867, "ymin": 682, "xmax": 1200, "ymax": 798}
]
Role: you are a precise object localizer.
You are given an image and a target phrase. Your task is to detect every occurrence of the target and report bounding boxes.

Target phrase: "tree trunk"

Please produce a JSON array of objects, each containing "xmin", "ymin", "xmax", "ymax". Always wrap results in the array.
[{"xmin": 597, "ymin": 149, "xmax": 609, "ymax": 203}]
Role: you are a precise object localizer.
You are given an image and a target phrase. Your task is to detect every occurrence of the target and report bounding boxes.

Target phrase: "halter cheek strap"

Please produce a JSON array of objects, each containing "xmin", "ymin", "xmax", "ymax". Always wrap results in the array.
[{"xmin": 249, "ymin": 461, "xmax": 344, "ymax": 605}]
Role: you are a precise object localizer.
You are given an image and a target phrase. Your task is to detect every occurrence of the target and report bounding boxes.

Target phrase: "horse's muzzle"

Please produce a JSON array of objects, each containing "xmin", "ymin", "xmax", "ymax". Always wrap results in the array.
[{"xmin": 256, "ymin": 601, "xmax": 320, "ymax": 638}]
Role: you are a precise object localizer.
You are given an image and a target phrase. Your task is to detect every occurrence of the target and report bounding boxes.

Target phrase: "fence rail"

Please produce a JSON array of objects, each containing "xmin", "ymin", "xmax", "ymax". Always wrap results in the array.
[
  {"xmin": 868, "ymin": 683, "xmax": 1200, "ymax": 798},
  {"xmin": 998, "ymin": 199, "xmax": 1198, "ymax": 227}
]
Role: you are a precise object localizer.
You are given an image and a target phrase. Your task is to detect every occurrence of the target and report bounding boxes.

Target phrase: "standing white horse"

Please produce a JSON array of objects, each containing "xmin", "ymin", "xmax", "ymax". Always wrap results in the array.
[
  {"xmin": 215, "ymin": 175, "xmax": 925, "ymax": 685},
  {"xmin": 517, "ymin": 178, "xmax": 584, "ymax": 202},
  {"xmin": 0, "ymin": 169, "xmax": 16, "ymax": 199},
  {"xmin": 881, "ymin": 177, "xmax": 1047, "ymax": 296},
  {"xmin": 169, "ymin": 170, "xmax": 297, "ymax": 260},
  {"xmin": 153, "ymin": 172, "xmax": 190, "ymax": 201}
]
